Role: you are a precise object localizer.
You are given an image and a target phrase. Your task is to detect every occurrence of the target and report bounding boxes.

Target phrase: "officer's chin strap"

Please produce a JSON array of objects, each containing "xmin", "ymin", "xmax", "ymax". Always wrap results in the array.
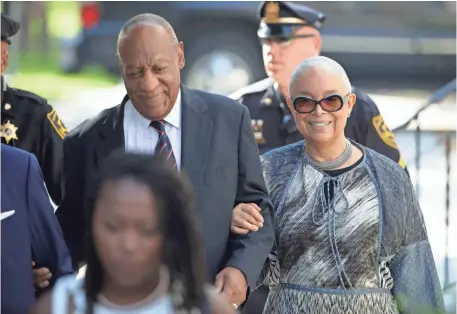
[
  {"xmin": 1, "ymin": 75, "xmax": 6, "ymax": 106},
  {"xmin": 1, "ymin": 75, "xmax": 5, "ymax": 99},
  {"xmin": 1, "ymin": 75, "xmax": 6, "ymax": 92}
]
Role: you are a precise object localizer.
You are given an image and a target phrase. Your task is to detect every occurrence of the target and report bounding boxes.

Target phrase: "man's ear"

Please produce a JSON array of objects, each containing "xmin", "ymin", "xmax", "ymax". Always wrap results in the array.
[
  {"xmin": 313, "ymin": 34, "xmax": 322, "ymax": 54},
  {"xmin": 1, "ymin": 42, "xmax": 9, "ymax": 74},
  {"xmin": 178, "ymin": 41, "xmax": 185, "ymax": 70}
]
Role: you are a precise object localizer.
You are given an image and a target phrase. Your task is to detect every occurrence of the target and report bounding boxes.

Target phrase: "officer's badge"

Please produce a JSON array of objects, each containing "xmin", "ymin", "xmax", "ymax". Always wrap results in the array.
[
  {"xmin": 265, "ymin": 2, "xmax": 280, "ymax": 23},
  {"xmin": 47, "ymin": 109, "xmax": 68, "ymax": 139},
  {"xmin": 251, "ymin": 119, "xmax": 266, "ymax": 144},
  {"xmin": 1, "ymin": 120, "xmax": 19, "ymax": 144},
  {"xmin": 372, "ymin": 114, "xmax": 398, "ymax": 150}
]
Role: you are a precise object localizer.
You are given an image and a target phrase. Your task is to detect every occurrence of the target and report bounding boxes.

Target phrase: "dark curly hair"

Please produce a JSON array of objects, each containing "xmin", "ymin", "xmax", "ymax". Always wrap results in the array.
[{"xmin": 83, "ymin": 151, "xmax": 206, "ymax": 313}]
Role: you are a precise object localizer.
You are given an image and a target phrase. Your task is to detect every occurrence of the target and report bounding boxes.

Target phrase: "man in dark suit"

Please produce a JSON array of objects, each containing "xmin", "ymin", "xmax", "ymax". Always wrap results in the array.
[
  {"xmin": 54, "ymin": 13, "xmax": 274, "ymax": 309},
  {"xmin": 1, "ymin": 144, "xmax": 73, "ymax": 314}
]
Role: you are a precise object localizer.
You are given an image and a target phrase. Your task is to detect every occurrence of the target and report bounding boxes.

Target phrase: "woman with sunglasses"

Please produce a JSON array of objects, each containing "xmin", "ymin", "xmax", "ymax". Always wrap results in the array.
[
  {"xmin": 30, "ymin": 152, "xmax": 234, "ymax": 314},
  {"xmin": 231, "ymin": 56, "xmax": 444, "ymax": 314}
]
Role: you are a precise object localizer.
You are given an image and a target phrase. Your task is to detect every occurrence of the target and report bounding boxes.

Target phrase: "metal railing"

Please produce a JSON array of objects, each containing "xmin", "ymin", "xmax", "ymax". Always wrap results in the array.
[{"xmin": 393, "ymin": 79, "xmax": 456, "ymax": 314}]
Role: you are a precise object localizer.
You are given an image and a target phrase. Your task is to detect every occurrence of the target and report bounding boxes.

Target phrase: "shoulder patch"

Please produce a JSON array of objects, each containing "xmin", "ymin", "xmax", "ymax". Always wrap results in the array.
[
  {"xmin": 398, "ymin": 155, "xmax": 407, "ymax": 169},
  {"xmin": 371, "ymin": 114, "xmax": 398, "ymax": 150},
  {"xmin": 228, "ymin": 78, "xmax": 273, "ymax": 100},
  {"xmin": 13, "ymin": 88, "xmax": 47, "ymax": 105},
  {"xmin": 47, "ymin": 109, "xmax": 68, "ymax": 139}
]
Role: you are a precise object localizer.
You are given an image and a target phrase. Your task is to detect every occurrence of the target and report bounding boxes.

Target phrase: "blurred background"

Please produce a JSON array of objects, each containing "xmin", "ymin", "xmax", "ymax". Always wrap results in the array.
[{"xmin": 1, "ymin": 1, "xmax": 456, "ymax": 312}]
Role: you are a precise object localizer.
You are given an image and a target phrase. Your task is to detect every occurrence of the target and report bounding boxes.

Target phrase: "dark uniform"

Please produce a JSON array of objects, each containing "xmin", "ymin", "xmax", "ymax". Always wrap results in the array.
[
  {"xmin": 1, "ymin": 13, "xmax": 67, "ymax": 205},
  {"xmin": 233, "ymin": 2, "xmax": 406, "ymax": 314}
]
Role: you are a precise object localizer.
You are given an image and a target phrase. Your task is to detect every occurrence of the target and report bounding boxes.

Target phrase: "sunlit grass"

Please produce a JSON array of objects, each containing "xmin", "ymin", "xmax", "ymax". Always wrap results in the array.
[{"xmin": 10, "ymin": 52, "xmax": 118, "ymax": 100}]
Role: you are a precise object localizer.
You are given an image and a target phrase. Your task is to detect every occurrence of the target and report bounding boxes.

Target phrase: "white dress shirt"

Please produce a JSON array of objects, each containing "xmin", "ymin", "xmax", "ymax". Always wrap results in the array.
[{"xmin": 123, "ymin": 90, "xmax": 182, "ymax": 170}]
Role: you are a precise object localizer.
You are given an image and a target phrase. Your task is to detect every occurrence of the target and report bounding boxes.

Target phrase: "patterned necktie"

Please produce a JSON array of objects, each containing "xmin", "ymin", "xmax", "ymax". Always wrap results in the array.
[{"xmin": 150, "ymin": 120, "xmax": 177, "ymax": 169}]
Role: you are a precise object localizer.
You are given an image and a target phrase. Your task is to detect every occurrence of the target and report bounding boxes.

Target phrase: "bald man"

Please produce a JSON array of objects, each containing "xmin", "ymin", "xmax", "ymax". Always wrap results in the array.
[{"xmin": 55, "ymin": 13, "xmax": 274, "ymax": 309}]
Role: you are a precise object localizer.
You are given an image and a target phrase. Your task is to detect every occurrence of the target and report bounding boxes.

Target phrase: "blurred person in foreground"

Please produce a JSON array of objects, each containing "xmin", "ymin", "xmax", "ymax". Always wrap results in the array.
[
  {"xmin": 231, "ymin": 56, "xmax": 444, "ymax": 314},
  {"xmin": 53, "ymin": 13, "xmax": 274, "ymax": 310},
  {"xmin": 230, "ymin": 1, "xmax": 407, "ymax": 171},
  {"xmin": 1, "ymin": 13, "xmax": 67, "ymax": 205},
  {"xmin": 1, "ymin": 144, "xmax": 72, "ymax": 314},
  {"xmin": 30, "ymin": 153, "xmax": 235, "ymax": 314}
]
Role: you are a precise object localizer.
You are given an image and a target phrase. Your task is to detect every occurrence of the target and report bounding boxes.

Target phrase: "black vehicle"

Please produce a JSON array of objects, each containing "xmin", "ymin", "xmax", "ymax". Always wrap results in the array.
[{"xmin": 60, "ymin": 1, "xmax": 456, "ymax": 95}]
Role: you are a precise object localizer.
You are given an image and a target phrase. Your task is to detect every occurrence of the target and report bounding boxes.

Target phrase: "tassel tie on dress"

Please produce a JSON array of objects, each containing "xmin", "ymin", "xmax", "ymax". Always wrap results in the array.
[{"xmin": 312, "ymin": 176, "xmax": 353, "ymax": 290}]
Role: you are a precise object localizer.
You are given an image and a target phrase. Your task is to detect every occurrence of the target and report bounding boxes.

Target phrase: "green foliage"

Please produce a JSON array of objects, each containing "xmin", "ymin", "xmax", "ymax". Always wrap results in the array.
[
  {"xmin": 7, "ymin": 2, "xmax": 118, "ymax": 100},
  {"xmin": 10, "ymin": 53, "xmax": 118, "ymax": 100},
  {"xmin": 46, "ymin": 1, "xmax": 81, "ymax": 39}
]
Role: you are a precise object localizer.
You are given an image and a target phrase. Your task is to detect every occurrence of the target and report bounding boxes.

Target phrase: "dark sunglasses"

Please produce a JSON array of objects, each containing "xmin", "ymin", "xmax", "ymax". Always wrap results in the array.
[
  {"xmin": 291, "ymin": 93, "xmax": 350, "ymax": 114},
  {"xmin": 260, "ymin": 34, "xmax": 315, "ymax": 46}
]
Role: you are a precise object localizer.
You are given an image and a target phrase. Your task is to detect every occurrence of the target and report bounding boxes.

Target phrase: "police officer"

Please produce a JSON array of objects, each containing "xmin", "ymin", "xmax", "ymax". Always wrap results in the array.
[
  {"xmin": 1, "ymin": 13, "xmax": 67, "ymax": 205},
  {"xmin": 230, "ymin": 1, "xmax": 406, "ymax": 170}
]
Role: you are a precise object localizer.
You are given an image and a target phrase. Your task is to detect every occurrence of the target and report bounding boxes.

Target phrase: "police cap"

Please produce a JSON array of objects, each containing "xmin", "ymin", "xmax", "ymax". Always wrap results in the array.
[
  {"xmin": 257, "ymin": 1, "xmax": 326, "ymax": 39},
  {"xmin": 1, "ymin": 13, "xmax": 20, "ymax": 44}
]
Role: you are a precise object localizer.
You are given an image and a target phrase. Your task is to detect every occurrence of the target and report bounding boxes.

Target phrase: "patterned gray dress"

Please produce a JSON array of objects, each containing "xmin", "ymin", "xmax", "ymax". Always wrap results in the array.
[{"xmin": 260, "ymin": 140, "xmax": 445, "ymax": 314}]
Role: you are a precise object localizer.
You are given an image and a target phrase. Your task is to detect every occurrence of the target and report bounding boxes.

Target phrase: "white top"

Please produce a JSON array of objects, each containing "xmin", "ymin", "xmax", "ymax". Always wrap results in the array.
[
  {"xmin": 123, "ymin": 91, "xmax": 182, "ymax": 170},
  {"xmin": 51, "ymin": 273, "xmax": 174, "ymax": 314}
]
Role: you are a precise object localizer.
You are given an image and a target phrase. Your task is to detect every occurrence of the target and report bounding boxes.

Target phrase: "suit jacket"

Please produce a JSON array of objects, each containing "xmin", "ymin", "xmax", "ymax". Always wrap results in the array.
[
  {"xmin": 55, "ymin": 84, "xmax": 275, "ymax": 290},
  {"xmin": 1, "ymin": 144, "xmax": 73, "ymax": 314}
]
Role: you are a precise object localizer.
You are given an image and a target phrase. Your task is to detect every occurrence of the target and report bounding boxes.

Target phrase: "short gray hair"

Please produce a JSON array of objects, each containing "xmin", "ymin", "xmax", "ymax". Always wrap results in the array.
[
  {"xmin": 289, "ymin": 56, "xmax": 352, "ymax": 95},
  {"xmin": 116, "ymin": 13, "xmax": 178, "ymax": 57}
]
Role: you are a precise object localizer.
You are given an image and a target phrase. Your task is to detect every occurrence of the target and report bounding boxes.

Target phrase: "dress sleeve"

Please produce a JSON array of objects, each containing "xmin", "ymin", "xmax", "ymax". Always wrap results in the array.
[{"xmin": 389, "ymin": 176, "xmax": 445, "ymax": 314}]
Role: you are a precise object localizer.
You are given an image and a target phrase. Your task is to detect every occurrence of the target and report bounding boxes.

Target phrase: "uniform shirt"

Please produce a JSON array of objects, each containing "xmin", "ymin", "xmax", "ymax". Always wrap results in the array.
[
  {"xmin": 123, "ymin": 90, "xmax": 182, "ymax": 170},
  {"xmin": 1, "ymin": 76, "xmax": 67, "ymax": 205},
  {"xmin": 229, "ymin": 78, "xmax": 406, "ymax": 169}
]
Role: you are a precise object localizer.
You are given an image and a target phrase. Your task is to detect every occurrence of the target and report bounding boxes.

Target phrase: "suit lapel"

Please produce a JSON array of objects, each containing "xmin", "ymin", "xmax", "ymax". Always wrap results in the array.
[
  {"xmin": 94, "ymin": 88, "xmax": 213, "ymax": 191},
  {"xmin": 180, "ymin": 85, "xmax": 212, "ymax": 191},
  {"xmin": 94, "ymin": 95, "xmax": 128, "ymax": 167}
]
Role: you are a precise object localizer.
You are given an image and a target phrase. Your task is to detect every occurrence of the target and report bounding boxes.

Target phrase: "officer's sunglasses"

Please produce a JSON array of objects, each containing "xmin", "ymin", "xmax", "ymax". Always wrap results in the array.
[
  {"xmin": 260, "ymin": 34, "xmax": 316, "ymax": 46},
  {"xmin": 291, "ymin": 93, "xmax": 350, "ymax": 114}
]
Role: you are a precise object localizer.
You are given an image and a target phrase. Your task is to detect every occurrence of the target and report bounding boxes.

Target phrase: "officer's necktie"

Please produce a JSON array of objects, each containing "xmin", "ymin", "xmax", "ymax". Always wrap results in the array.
[{"xmin": 150, "ymin": 120, "xmax": 177, "ymax": 169}]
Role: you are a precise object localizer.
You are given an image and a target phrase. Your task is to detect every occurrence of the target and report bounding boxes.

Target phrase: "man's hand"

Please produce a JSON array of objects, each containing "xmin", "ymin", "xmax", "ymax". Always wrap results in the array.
[
  {"xmin": 215, "ymin": 266, "xmax": 248, "ymax": 310},
  {"xmin": 32, "ymin": 261, "xmax": 52, "ymax": 289},
  {"xmin": 231, "ymin": 203, "xmax": 264, "ymax": 234}
]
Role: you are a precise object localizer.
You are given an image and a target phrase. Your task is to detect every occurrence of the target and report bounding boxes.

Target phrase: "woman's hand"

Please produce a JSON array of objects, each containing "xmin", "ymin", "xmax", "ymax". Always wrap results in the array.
[{"xmin": 230, "ymin": 203, "xmax": 264, "ymax": 234}]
